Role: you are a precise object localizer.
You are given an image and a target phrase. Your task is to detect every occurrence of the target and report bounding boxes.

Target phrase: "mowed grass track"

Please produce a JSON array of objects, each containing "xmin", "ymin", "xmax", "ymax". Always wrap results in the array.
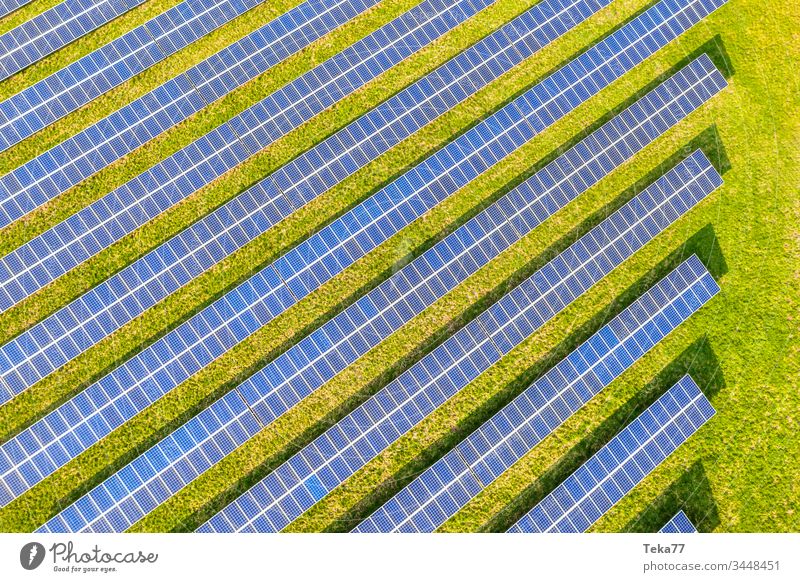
[{"xmin": 0, "ymin": 0, "xmax": 796, "ymax": 532}]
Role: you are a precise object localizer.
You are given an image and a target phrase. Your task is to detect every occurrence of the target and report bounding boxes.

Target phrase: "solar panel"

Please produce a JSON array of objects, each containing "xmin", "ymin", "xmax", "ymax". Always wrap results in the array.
[
  {"xmin": 0, "ymin": 0, "xmax": 623, "ymax": 397},
  {"xmin": 508, "ymin": 376, "xmax": 714, "ymax": 532},
  {"xmin": 659, "ymin": 510, "xmax": 697, "ymax": 533},
  {"xmin": 0, "ymin": 0, "xmax": 262, "ymax": 153},
  {"xmin": 194, "ymin": 158, "xmax": 720, "ymax": 533},
  {"xmin": 0, "ymin": 1, "xmax": 33, "ymax": 20},
  {"xmin": 0, "ymin": 0, "xmax": 728, "ymax": 311},
  {"xmin": 34, "ymin": 61, "xmax": 725, "ymax": 533},
  {"xmin": 0, "ymin": 0, "xmax": 490, "ymax": 304},
  {"xmin": 0, "ymin": 0, "xmax": 148, "ymax": 82},
  {"xmin": 354, "ymin": 257, "xmax": 720, "ymax": 532},
  {"xmin": 0, "ymin": 0, "xmax": 382, "ymax": 230},
  {"xmin": 0, "ymin": 0, "xmax": 726, "ymax": 510}
]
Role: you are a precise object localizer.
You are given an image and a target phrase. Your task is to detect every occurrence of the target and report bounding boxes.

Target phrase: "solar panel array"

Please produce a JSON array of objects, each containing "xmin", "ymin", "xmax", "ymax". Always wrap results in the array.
[
  {"xmin": 196, "ymin": 157, "xmax": 721, "ymax": 533},
  {"xmin": 0, "ymin": 0, "xmax": 726, "ymax": 510},
  {"xmin": 659, "ymin": 509, "xmax": 697, "ymax": 533},
  {"xmin": 354, "ymin": 256, "xmax": 720, "ymax": 532},
  {"xmin": 507, "ymin": 376, "xmax": 714, "ymax": 532},
  {"xmin": 0, "ymin": 0, "xmax": 728, "ymax": 313},
  {"xmin": 0, "ymin": 0, "xmax": 622, "ymax": 510},
  {"xmin": 0, "ymin": 1, "xmax": 33, "ymax": 20},
  {"xmin": 0, "ymin": 0, "xmax": 383, "ymax": 231},
  {"xmin": 0, "ymin": 0, "xmax": 147, "ymax": 82},
  {"xmin": 0, "ymin": 0, "xmax": 262, "ymax": 153},
  {"xmin": 0, "ymin": 0, "xmax": 489, "ymax": 307},
  {"xmin": 0, "ymin": 0, "xmax": 621, "ymax": 399},
  {"xmin": 35, "ymin": 60, "xmax": 725, "ymax": 533}
]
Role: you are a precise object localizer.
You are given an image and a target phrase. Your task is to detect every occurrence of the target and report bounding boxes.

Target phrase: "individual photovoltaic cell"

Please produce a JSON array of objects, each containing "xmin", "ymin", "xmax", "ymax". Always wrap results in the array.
[
  {"xmin": 197, "ymin": 158, "xmax": 722, "ymax": 533},
  {"xmin": 0, "ymin": 0, "xmax": 725, "ymax": 509},
  {"xmin": 0, "ymin": 0, "xmax": 489, "ymax": 306},
  {"xmin": 0, "ymin": 0, "xmax": 262, "ymax": 153},
  {"xmin": 0, "ymin": 0, "xmax": 382, "ymax": 230},
  {"xmin": 34, "ymin": 60, "xmax": 724, "ymax": 533},
  {"xmin": 659, "ymin": 510, "xmax": 697, "ymax": 533},
  {"xmin": 0, "ymin": 0, "xmax": 148, "ymax": 81},
  {"xmin": 508, "ymin": 376, "xmax": 715, "ymax": 533},
  {"xmin": 0, "ymin": 1, "xmax": 34, "ymax": 20},
  {"xmin": 354, "ymin": 256, "xmax": 721, "ymax": 532},
  {"xmin": 0, "ymin": 0, "xmax": 620, "ymax": 397}
]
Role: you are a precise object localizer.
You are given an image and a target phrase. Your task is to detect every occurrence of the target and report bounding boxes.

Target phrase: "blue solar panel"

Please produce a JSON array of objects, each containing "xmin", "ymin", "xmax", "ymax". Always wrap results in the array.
[
  {"xmin": 0, "ymin": 0, "xmax": 261, "ymax": 154},
  {"xmin": 33, "ymin": 60, "xmax": 725, "ymax": 533},
  {"xmin": 508, "ymin": 376, "xmax": 714, "ymax": 533},
  {"xmin": 0, "ymin": 0, "xmax": 382, "ymax": 230},
  {"xmin": 659, "ymin": 510, "xmax": 697, "ymax": 533},
  {"xmin": 0, "ymin": 0, "xmax": 148, "ymax": 82},
  {"xmin": 0, "ymin": 0, "xmax": 726, "ymax": 510},
  {"xmin": 0, "ymin": 0, "xmax": 626, "ymax": 397},
  {"xmin": 354, "ymin": 258, "xmax": 720, "ymax": 532},
  {"xmin": 0, "ymin": 1, "xmax": 33, "ymax": 20},
  {"xmin": 0, "ymin": 0, "xmax": 490, "ymax": 306},
  {"xmin": 195, "ymin": 158, "xmax": 721, "ymax": 533}
]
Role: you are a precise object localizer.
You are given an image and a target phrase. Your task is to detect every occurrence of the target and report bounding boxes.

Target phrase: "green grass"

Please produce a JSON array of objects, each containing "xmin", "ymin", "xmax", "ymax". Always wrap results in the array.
[{"xmin": 0, "ymin": 0, "xmax": 797, "ymax": 533}]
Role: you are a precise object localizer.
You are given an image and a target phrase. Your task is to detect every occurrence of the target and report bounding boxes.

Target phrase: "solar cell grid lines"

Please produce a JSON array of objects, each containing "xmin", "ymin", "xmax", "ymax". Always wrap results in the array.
[
  {"xmin": 0, "ymin": 0, "xmax": 616, "ymax": 398},
  {"xmin": 508, "ymin": 376, "xmax": 715, "ymax": 533},
  {"xmin": 0, "ymin": 0, "xmax": 148, "ymax": 81},
  {"xmin": 0, "ymin": 0, "xmax": 726, "ymax": 509},
  {"xmin": 0, "ymin": 0, "xmax": 382, "ymax": 232},
  {"xmin": 0, "ymin": 0, "xmax": 490, "ymax": 306},
  {"xmin": 353, "ymin": 256, "xmax": 721, "ymax": 532},
  {"xmin": 660, "ymin": 510, "xmax": 697, "ymax": 533},
  {"xmin": 0, "ymin": 0, "xmax": 263, "ymax": 153},
  {"xmin": 196, "ymin": 158, "xmax": 722, "ymax": 533},
  {"xmin": 0, "ymin": 1, "xmax": 33, "ymax": 20},
  {"xmin": 34, "ymin": 60, "xmax": 724, "ymax": 533}
]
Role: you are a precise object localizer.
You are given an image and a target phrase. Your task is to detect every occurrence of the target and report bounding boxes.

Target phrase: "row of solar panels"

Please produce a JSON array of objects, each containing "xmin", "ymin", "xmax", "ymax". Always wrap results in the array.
[
  {"xmin": 43, "ymin": 244, "xmax": 720, "ymax": 532},
  {"xmin": 2, "ymin": 0, "xmax": 728, "ymax": 532},
  {"xmin": 206, "ymin": 241, "xmax": 720, "ymax": 532}
]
